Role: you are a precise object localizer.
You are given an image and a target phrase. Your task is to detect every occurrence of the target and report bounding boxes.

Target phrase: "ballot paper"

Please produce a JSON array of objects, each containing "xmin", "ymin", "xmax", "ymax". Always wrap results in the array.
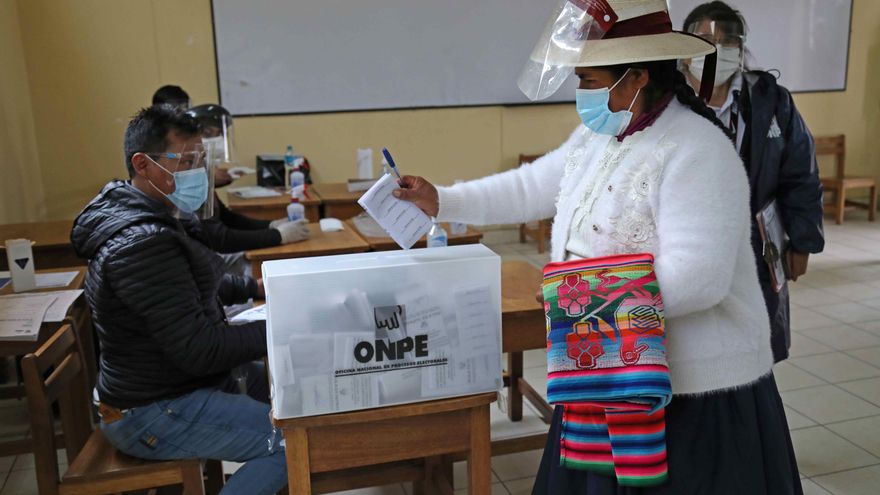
[
  {"xmin": 35, "ymin": 271, "xmax": 78, "ymax": 289},
  {"xmin": 357, "ymin": 173, "xmax": 432, "ymax": 249},
  {"xmin": 228, "ymin": 186, "xmax": 282, "ymax": 199},
  {"xmin": 0, "ymin": 293, "xmax": 55, "ymax": 340},
  {"xmin": 229, "ymin": 304, "xmax": 266, "ymax": 323}
]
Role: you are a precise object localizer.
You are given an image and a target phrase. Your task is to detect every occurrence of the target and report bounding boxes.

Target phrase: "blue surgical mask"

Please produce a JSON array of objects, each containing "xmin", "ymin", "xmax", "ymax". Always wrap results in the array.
[
  {"xmin": 576, "ymin": 70, "xmax": 641, "ymax": 136},
  {"xmin": 146, "ymin": 156, "xmax": 209, "ymax": 213}
]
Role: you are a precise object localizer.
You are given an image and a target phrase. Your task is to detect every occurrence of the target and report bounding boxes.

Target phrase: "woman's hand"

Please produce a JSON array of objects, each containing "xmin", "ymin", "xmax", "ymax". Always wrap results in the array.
[
  {"xmin": 787, "ymin": 251, "xmax": 810, "ymax": 282},
  {"xmin": 256, "ymin": 278, "xmax": 266, "ymax": 299},
  {"xmin": 535, "ymin": 285, "xmax": 544, "ymax": 304},
  {"xmin": 392, "ymin": 175, "xmax": 440, "ymax": 217}
]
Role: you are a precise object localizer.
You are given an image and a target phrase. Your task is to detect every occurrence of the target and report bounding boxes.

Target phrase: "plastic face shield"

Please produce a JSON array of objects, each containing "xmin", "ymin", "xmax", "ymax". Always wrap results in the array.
[
  {"xmin": 517, "ymin": 0, "xmax": 618, "ymax": 101},
  {"xmin": 148, "ymin": 142, "xmax": 216, "ymax": 219},
  {"xmin": 685, "ymin": 20, "xmax": 745, "ymax": 49},
  {"xmin": 201, "ymin": 113, "xmax": 236, "ymax": 168}
]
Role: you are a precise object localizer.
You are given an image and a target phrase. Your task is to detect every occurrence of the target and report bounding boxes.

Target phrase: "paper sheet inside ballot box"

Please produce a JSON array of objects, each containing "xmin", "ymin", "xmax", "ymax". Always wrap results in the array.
[{"xmin": 263, "ymin": 244, "xmax": 503, "ymax": 419}]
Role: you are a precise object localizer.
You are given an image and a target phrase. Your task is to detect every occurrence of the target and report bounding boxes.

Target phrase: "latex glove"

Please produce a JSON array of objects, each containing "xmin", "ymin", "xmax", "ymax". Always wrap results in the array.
[
  {"xmin": 274, "ymin": 219, "xmax": 310, "ymax": 244},
  {"xmin": 392, "ymin": 175, "xmax": 440, "ymax": 217},
  {"xmin": 269, "ymin": 217, "xmax": 288, "ymax": 229}
]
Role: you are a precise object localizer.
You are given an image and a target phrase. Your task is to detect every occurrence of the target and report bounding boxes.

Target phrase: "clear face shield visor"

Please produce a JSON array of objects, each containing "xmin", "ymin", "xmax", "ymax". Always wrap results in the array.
[
  {"xmin": 146, "ymin": 142, "xmax": 216, "ymax": 219},
  {"xmin": 685, "ymin": 20, "xmax": 745, "ymax": 49},
  {"xmin": 200, "ymin": 114, "xmax": 237, "ymax": 168},
  {"xmin": 517, "ymin": 0, "xmax": 618, "ymax": 101}
]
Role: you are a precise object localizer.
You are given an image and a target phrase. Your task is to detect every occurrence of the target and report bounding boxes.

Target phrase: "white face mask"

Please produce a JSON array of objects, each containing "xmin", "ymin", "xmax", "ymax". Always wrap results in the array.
[{"xmin": 689, "ymin": 45, "xmax": 742, "ymax": 86}]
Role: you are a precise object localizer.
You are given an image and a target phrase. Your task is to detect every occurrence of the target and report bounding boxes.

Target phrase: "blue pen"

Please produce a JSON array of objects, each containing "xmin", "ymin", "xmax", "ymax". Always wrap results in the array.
[{"xmin": 382, "ymin": 148, "xmax": 402, "ymax": 179}]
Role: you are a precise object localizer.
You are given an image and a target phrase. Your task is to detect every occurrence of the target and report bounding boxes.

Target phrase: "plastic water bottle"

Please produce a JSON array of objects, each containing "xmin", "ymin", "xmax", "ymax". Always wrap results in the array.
[
  {"xmin": 287, "ymin": 197, "xmax": 305, "ymax": 222},
  {"xmin": 426, "ymin": 219, "xmax": 448, "ymax": 248},
  {"xmin": 449, "ymin": 180, "xmax": 468, "ymax": 235},
  {"xmin": 289, "ymin": 157, "xmax": 305, "ymax": 191},
  {"xmin": 284, "ymin": 144, "xmax": 296, "ymax": 187}
]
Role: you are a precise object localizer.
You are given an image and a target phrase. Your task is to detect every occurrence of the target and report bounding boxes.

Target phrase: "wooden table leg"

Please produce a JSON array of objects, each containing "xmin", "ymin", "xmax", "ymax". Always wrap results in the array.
[
  {"xmin": 467, "ymin": 405, "xmax": 491, "ymax": 495},
  {"xmin": 507, "ymin": 351, "xmax": 523, "ymax": 421},
  {"xmin": 286, "ymin": 428, "xmax": 312, "ymax": 495}
]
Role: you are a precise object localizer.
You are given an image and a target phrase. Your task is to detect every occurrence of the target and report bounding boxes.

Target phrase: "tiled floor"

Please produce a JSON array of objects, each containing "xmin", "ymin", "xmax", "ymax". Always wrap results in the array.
[{"xmin": 2, "ymin": 217, "xmax": 879, "ymax": 494}]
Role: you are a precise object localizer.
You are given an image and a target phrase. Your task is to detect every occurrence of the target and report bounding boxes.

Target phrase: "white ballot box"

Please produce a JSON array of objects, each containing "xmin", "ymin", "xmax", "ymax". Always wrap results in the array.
[{"xmin": 263, "ymin": 244, "xmax": 503, "ymax": 419}]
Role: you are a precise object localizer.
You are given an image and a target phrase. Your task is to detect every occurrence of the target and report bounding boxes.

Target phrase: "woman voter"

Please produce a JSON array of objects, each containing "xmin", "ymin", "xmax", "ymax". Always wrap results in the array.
[{"xmin": 394, "ymin": 1, "xmax": 802, "ymax": 493}]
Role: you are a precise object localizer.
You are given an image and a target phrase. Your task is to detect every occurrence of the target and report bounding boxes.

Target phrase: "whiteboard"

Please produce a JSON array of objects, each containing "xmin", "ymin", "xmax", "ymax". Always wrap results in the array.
[
  {"xmin": 667, "ymin": 0, "xmax": 852, "ymax": 92},
  {"xmin": 212, "ymin": 0, "xmax": 852, "ymax": 116},
  {"xmin": 211, "ymin": 0, "xmax": 575, "ymax": 115}
]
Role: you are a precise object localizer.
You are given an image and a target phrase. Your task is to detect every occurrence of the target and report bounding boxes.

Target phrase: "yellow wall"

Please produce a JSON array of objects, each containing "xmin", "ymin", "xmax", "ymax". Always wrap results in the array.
[
  {"xmin": 0, "ymin": 0, "xmax": 45, "ymax": 223},
  {"xmin": 4, "ymin": 0, "xmax": 879, "ymax": 222}
]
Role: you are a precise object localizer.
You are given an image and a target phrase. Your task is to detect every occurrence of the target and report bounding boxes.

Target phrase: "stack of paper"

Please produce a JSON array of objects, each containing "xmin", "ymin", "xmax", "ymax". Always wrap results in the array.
[
  {"xmin": 0, "ymin": 293, "xmax": 55, "ymax": 341},
  {"xmin": 0, "ymin": 289, "xmax": 84, "ymax": 341}
]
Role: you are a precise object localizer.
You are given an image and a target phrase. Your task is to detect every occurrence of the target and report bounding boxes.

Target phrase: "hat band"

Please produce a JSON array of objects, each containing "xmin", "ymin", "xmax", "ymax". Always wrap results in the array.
[{"xmin": 603, "ymin": 11, "xmax": 672, "ymax": 39}]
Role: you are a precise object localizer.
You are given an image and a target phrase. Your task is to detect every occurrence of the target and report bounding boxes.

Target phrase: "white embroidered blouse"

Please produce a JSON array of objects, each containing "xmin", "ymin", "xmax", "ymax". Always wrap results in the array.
[{"xmin": 435, "ymin": 99, "xmax": 774, "ymax": 395}]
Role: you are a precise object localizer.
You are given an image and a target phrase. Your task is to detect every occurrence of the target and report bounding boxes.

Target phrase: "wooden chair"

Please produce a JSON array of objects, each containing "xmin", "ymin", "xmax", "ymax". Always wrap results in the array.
[
  {"xmin": 21, "ymin": 323, "xmax": 218, "ymax": 495},
  {"xmin": 816, "ymin": 134, "xmax": 877, "ymax": 224},
  {"xmin": 517, "ymin": 154, "xmax": 552, "ymax": 253}
]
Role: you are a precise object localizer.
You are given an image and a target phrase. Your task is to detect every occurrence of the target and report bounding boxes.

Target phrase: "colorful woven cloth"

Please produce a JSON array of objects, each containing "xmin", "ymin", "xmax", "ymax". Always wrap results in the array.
[{"xmin": 542, "ymin": 254, "xmax": 672, "ymax": 486}]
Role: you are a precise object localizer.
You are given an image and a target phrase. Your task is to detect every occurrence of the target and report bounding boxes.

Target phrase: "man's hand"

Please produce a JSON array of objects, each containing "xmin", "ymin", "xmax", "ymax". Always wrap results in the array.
[
  {"xmin": 275, "ymin": 219, "xmax": 310, "ymax": 244},
  {"xmin": 787, "ymin": 251, "xmax": 809, "ymax": 282},
  {"xmin": 256, "ymin": 278, "xmax": 266, "ymax": 299},
  {"xmin": 535, "ymin": 285, "xmax": 544, "ymax": 304},
  {"xmin": 214, "ymin": 168, "xmax": 234, "ymax": 188},
  {"xmin": 392, "ymin": 175, "xmax": 440, "ymax": 217}
]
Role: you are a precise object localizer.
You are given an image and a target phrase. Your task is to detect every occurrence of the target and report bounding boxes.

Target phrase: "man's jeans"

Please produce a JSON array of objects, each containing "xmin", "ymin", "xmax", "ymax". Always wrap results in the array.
[{"xmin": 99, "ymin": 365, "xmax": 287, "ymax": 495}]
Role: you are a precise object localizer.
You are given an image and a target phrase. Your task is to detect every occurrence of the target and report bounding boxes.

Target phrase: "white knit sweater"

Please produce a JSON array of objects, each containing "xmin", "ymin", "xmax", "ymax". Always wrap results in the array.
[{"xmin": 437, "ymin": 100, "xmax": 773, "ymax": 395}]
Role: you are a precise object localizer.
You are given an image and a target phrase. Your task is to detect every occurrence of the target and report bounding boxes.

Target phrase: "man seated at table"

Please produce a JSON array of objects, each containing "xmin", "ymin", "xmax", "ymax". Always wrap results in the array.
[
  {"xmin": 186, "ymin": 103, "xmax": 309, "ymax": 259},
  {"xmin": 70, "ymin": 105, "xmax": 287, "ymax": 495}
]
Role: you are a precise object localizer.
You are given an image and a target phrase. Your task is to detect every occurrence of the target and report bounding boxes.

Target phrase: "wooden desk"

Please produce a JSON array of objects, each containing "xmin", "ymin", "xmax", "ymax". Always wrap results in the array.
[
  {"xmin": 309, "ymin": 183, "xmax": 364, "ymax": 220},
  {"xmin": 273, "ymin": 392, "xmax": 495, "ymax": 495},
  {"xmin": 224, "ymin": 188, "xmax": 321, "ymax": 222},
  {"xmin": 494, "ymin": 261, "xmax": 551, "ymax": 455},
  {"xmin": 0, "ymin": 220, "xmax": 81, "ymax": 270},
  {"xmin": 0, "ymin": 266, "xmax": 96, "ymax": 457},
  {"xmin": 346, "ymin": 220, "xmax": 483, "ymax": 251},
  {"xmin": 245, "ymin": 223, "xmax": 370, "ymax": 275}
]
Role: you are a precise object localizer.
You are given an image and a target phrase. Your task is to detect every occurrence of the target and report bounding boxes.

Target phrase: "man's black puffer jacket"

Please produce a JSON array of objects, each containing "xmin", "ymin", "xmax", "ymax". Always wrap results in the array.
[{"xmin": 71, "ymin": 180, "xmax": 267, "ymax": 409}]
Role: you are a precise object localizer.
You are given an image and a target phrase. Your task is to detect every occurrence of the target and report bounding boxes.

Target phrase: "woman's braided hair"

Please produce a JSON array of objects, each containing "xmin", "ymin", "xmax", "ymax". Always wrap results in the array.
[{"xmin": 607, "ymin": 60, "xmax": 734, "ymax": 142}]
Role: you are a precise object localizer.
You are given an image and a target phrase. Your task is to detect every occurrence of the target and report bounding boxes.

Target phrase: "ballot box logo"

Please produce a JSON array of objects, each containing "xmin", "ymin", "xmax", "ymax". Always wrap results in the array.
[
  {"xmin": 14, "ymin": 258, "xmax": 30, "ymax": 270},
  {"xmin": 373, "ymin": 305, "xmax": 407, "ymax": 342}
]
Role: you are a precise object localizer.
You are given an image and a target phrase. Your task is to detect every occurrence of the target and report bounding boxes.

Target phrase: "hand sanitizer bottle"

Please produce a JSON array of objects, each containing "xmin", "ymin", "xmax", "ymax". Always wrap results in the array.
[{"xmin": 426, "ymin": 219, "xmax": 448, "ymax": 248}]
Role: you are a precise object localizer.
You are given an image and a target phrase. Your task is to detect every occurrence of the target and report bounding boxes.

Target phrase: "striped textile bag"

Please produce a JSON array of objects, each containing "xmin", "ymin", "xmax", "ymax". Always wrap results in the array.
[{"xmin": 542, "ymin": 254, "xmax": 672, "ymax": 487}]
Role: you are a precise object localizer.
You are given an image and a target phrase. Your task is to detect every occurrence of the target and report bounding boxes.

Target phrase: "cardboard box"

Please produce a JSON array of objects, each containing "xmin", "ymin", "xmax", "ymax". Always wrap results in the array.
[{"xmin": 263, "ymin": 244, "xmax": 502, "ymax": 419}]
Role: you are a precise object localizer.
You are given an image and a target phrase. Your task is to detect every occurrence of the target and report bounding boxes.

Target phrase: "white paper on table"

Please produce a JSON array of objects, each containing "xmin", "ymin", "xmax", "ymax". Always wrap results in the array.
[
  {"xmin": 0, "ymin": 293, "xmax": 55, "ymax": 340},
  {"xmin": 228, "ymin": 186, "xmax": 282, "ymax": 199},
  {"xmin": 42, "ymin": 290, "xmax": 84, "ymax": 322},
  {"xmin": 6, "ymin": 290, "xmax": 83, "ymax": 323},
  {"xmin": 357, "ymin": 173, "xmax": 432, "ymax": 249},
  {"xmin": 230, "ymin": 304, "xmax": 266, "ymax": 323},
  {"xmin": 35, "ymin": 271, "xmax": 78, "ymax": 289},
  {"xmin": 228, "ymin": 166, "xmax": 256, "ymax": 178},
  {"xmin": 357, "ymin": 148, "xmax": 373, "ymax": 179}
]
